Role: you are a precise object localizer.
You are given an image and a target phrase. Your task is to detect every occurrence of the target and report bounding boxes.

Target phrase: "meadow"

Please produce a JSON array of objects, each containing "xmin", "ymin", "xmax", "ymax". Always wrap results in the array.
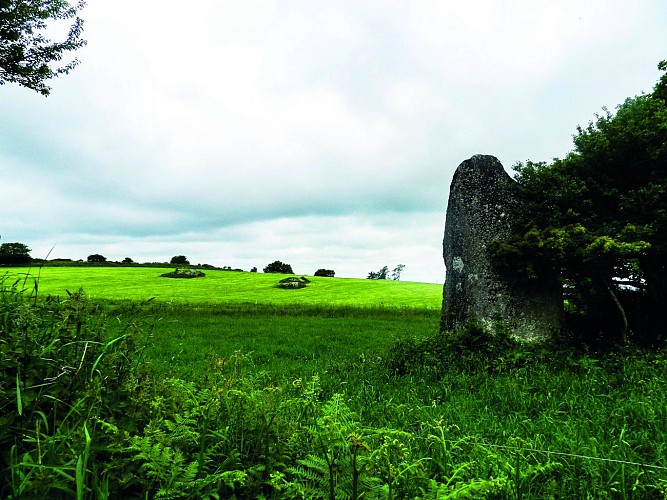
[
  {"xmin": 2, "ymin": 267, "xmax": 667, "ymax": 498},
  {"xmin": 8, "ymin": 266, "xmax": 442, "ymax": 308}
]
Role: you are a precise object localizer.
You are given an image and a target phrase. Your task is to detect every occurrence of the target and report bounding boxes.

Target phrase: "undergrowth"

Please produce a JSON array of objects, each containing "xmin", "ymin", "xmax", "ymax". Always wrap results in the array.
[{"xmin": 1, "ymin": 274, "xmax": 667, "ymax": 498}]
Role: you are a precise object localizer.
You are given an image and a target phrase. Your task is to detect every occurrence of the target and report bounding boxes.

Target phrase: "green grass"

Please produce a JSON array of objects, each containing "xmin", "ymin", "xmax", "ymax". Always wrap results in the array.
[
  {"xmin": 7, "ymin": 266, "xmax": 442, "ymax": 308},
  {"xmin": 4, "ymin": 266, "xmax": 667, "ymax": 497},
  {"xmin": 141, "ymin": 303, "xmax": 440, "ymax": 380}
]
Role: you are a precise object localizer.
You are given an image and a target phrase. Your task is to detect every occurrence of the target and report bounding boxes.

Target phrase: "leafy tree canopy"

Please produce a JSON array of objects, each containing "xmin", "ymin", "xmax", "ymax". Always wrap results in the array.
[
  {"xmin": 170, "ymin": 255, "xmax": 189, "ymax": 265},
  {"xmin": 367, "ymin": 266, "xmax": 388, "ymax": 280},
  {"xmin": 0, "ymin": 0, "xmax": 86, "ymax": 95},
  {"xmin": 87, "ymin": 253, "xmax": 105, "ymax": 263},
  {"xmin": 391, "ymin": 264, "xmax": 405, "ymax": 281},
  {"xmin": 314, "ymin": 268, "xmax": 335, "ymax": 277},
  {"xmin": 501, "ymin": 61, "xmax": 667, "ymax": 341},
  {"xmin": 0, "ymin": 241, "xmax": 31, "ymax": 264},
  {"xmin": 263, "ymin": 260, "xmax": 293, "ymax": 274}
]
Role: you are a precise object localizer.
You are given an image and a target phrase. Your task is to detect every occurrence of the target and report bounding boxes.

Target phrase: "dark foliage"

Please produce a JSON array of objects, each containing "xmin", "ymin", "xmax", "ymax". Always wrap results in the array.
[
  {"xmin": 495, "ymin": 61, "xmax": 667, "ymax": 344},
  {"xmin": 314, "ymin": 268, "xmax": 335, "ymax": 277},
  {"xmin": 0, "ymin": 241, "xmax": 31, "ymax": 264},
  {"xmin": 385, "ymin": 322, "xmax": 529, "ymax": 376},
  {"xmin": 263, "ymin": 260, "xmax": 293, "ymax": 274},
  {"xmin": 170, "ymin": 255, "xmax": 189, "ymax": 265},
  {"xmin": 87, "ymin": 253, "xmax": 106, "ymax": 263},
  {"xmin": 367, "ymin": 266, "xmax": 388, "ymax": 280}
]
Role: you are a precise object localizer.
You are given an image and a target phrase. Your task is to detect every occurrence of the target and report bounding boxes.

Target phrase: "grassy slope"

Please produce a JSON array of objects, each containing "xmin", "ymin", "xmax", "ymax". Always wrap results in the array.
[{"xmin": 7, "ymin": 266, "xmax": 442, "ymax": 308}]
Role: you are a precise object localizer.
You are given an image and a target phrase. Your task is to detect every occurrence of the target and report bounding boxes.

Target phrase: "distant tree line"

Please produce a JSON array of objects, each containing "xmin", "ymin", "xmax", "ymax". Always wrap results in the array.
[{"xmin": 0, "ymin": 243, "xmax": 373, "ymax": 282}]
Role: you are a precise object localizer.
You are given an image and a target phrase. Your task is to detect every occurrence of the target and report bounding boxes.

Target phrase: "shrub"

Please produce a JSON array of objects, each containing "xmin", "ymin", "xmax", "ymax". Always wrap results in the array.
[
  {"xmin": 87, "ymin": 253, "xmax": 106, "ymax": 263},
  {"xmin": 384, "ymin": 322, "xmax": 524, "ymax": 376},
  {"xmin": 264, "ymin": 260, "xmax": 293, "ymax": 274},
  {"xmin": 170, "ymin": 255, "xmax": 189, "ymax": 265},
  {"xmin": 314, "ymin": 269, "xmax": 335, "ymax": 277}
]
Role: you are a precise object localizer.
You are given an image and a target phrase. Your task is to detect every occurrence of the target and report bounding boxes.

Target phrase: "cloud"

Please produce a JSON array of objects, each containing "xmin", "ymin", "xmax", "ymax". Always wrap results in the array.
[
  {"xmin": 2, "ymin": 0, "xmax": 666, "ymax": 282},
  {"xmin": 24, "ymin": 212, "xmax": 445, "ymax": 283}
]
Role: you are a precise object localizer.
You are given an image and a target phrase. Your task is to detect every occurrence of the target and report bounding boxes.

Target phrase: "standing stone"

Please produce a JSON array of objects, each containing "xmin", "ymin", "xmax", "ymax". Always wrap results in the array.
[{"xmin": 441, "ymin": 154, "xmax": 561, "ymax": 342}]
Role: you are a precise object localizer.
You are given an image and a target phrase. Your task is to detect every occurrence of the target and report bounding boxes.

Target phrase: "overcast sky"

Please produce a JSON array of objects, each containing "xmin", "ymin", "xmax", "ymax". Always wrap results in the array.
[{"xmin": 2, "ymin": 1, "xmax": 666, "ymax": 283}]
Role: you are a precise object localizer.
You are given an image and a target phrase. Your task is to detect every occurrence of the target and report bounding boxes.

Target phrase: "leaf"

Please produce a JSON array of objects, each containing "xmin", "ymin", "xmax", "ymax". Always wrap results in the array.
[
  {"xmin": 16, "ymin": 372, "xmax": 22, "ymax": 416},
  {"xmin": 90, "ymin": 334, "xmax": 128, "ymax": 379}
]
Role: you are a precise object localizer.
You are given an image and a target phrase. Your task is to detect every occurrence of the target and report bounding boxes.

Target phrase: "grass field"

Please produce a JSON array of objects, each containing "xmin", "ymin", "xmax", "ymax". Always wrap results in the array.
[
  {"xmin": 6, "ymin": 266, "xmax": 442, "ymax": 308},
  {"xmin": 140, "ymin": 303, "xmax": 439, "ymax": 380},
  {"xmin": 5, "ymin": 265, "xmax": 442, "ymax": 379},
  {"xmin": 2, "ymin": 266, "xmax": 667, "ymax": 498}
]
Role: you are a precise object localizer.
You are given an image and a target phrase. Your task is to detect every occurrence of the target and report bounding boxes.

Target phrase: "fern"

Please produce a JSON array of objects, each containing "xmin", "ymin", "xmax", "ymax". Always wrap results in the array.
[{"xmin": 287, "ymin": 394, "xmax": 410, "ymax": 499}]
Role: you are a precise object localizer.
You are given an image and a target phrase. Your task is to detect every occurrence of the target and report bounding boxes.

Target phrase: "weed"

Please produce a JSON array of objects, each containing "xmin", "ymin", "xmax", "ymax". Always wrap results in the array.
[{"xmin": 2, "ymin": 273, "xmax": 666, "ymax": 497}]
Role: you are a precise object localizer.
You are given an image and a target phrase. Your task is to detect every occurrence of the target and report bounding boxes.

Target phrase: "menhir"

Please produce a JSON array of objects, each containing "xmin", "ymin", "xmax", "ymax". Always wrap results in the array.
[{"xmin": 441, "ymin": 154, "xmax": 561, "ymax": 342}]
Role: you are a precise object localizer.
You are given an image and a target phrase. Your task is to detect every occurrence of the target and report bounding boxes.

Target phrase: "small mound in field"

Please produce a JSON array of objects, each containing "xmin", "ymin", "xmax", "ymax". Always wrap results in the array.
[
  {"xmin": 276, "ymin": 276, "xmax": 310, "ymax": 289},
  {"xmin": 160, "ymin": 269, "xmax": 206, "ymax": 279}
]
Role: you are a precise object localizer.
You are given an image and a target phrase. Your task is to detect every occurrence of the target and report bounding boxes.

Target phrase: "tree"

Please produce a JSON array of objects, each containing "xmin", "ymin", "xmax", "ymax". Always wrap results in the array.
[
  {"xmin": 391, "ymin": 264, "xmax": 405, "ymax": 281},
  {"xmin": 263, "ymin": 260, "xmax": 293, "ymax": 274},
  {"xmin": 170, "ymin": 255, "xmax": 189, "ymax": 265},
  {"xmin": 500, "ymin": 61, "xmax": 667, "ymax": 342},
  {"xmin": 314, "ymin": 268, "xmax": 335, "ymax": 277},
  {"xmin": 1, "ymin": 0, "xmax": 87, "ymax": 96},
  {"xmin": 87, "ymin": 254, "xmax": 106, "ymax": 263},
  {"xmin": 122, "ymin": 257, "xmax": 133, "ymax": 264},
  {"xmin": 0, "ymin": 242, "xmax": 31, "ymax": 264},
  {"xmin": 367, "ymin": 266, "xmax": 388, "ymax": 280}
]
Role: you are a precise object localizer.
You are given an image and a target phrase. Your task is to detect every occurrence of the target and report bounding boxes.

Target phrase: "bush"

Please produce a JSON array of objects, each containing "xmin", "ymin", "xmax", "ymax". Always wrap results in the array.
[
  {"xmin": 170, "ymin": 255, "xmax": 189, "ymax": 265},
  {"xmin": 314, "ymin": 269, "xmax": 335, "ymax": 277},
  {"xmin": 87, "ymin": 253, "xmax": 106, "ymax": 263},
  {"xmin": 384, "ymin": 322, "xmax": 524, "ymax": 376},
  {"xmin": 264, "ymin": 260, "xmax": 293, "ymax": 274}
]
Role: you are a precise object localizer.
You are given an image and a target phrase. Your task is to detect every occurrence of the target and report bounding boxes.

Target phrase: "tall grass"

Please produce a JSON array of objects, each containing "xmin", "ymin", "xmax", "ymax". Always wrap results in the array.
[
  {"xmin": 127, "ymin": 302, "xmax": 439, "ymax": 380},
  {"xmin": 2, "ymin": 273, "xmax": 667, "ymax": 497}
]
